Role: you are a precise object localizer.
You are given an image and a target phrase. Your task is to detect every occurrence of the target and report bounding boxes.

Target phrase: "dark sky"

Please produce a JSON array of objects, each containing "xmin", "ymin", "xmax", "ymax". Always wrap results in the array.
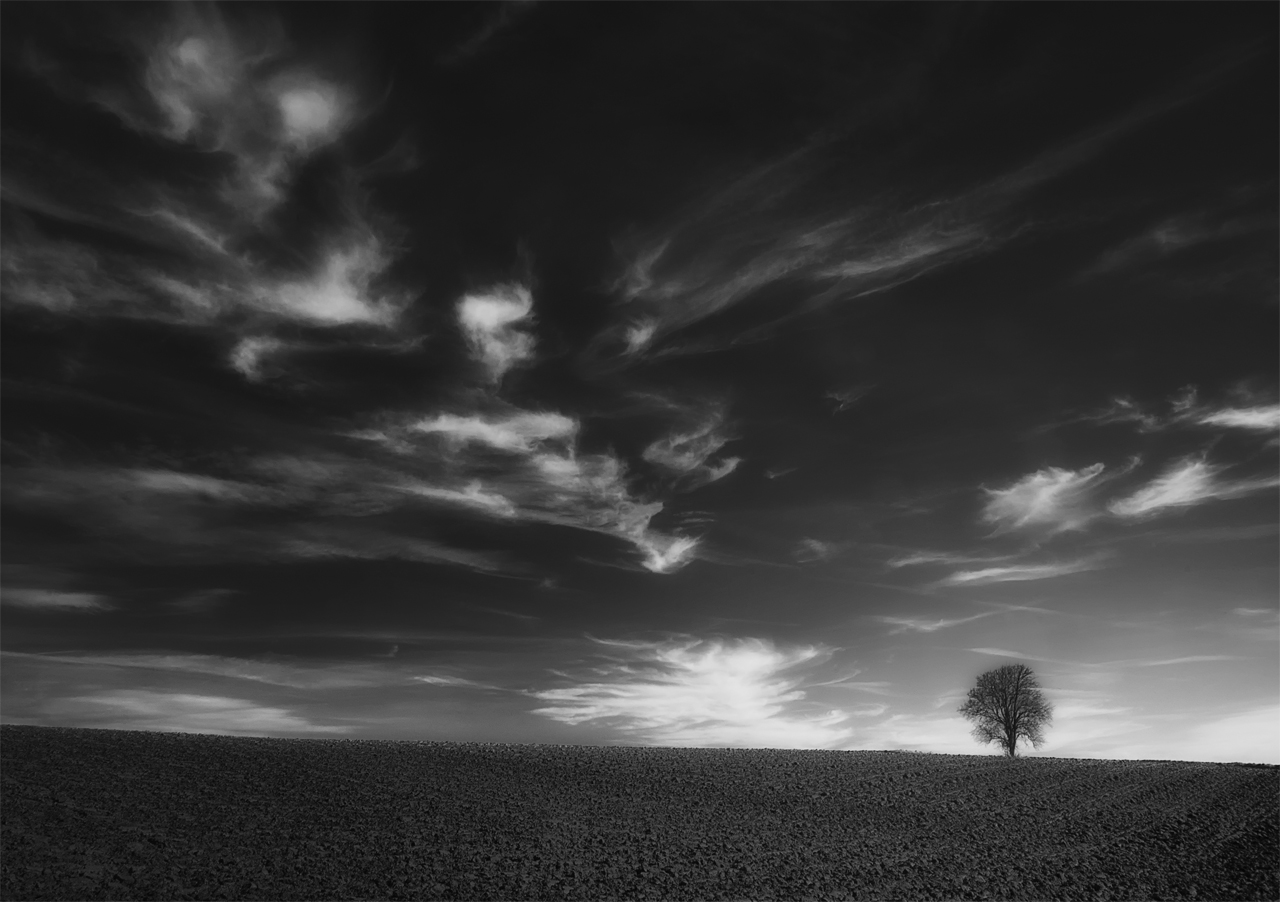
[{"xmin": 2, "ymin": 2, "xmax": 1276, "ymax": 760}]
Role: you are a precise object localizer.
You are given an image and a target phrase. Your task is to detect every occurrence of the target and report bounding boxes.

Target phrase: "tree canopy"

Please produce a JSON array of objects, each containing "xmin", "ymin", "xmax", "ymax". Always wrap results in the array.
[{"xmin": 958, "ymin": 663, "xmax": 1053, "ymax": 757}]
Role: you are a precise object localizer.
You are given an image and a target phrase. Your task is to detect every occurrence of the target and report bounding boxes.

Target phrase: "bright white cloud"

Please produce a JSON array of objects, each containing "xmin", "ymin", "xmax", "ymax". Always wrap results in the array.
[
  {"xmin": 624, "ymin": 319, "xmax": 658, "ymax": 354},
  {"xmin": 1075, "ymin": 388, "xmax": 1279, "ymax": 437},
  {"xmin": 529, "ymin": 450, "xmax": 701, "ymax": 574},
  {"xmin": 1108, "ymin": 458, "xmax": 1280, "ymax": 518},
  {"xmin": 373, "ymin": 406, "xmax": 699, "ymax": 574},
  {"xmin": 267, "ymin": 236, "xmax": 402, "ymax": 326},
  {"xmin": 634, "ymin": 534, "xmax": 701, "ymax": 575},
  {"xmin": 1195, "ymin": 404, "xmax": 1280, "ymax": 432},
  {"xmin": 412, "ymin": 411, "xmax": 578, "ymax": 452},
  {"xmin": 530, "ymin": 636, "xmax": 852, "ymax": 748},
  {"xmin": 939, "ymin": 558, "xmax": 1102, "ymax": 587},
  {"xmin": 981, "ymin": 463, "xmax": 1106, "ymax": 533},
  {"xmin": 274, "ymin": 77, "xmax": 351, "ymax": 152},
  {"xmin": 457, "ymin": 284, "xmax": 537, "ymax": 383},
  {"xmin": 413, "ymin": 674, "xmax": 501, "ymax": 690},
  {"xmin": 1, "ymin": 588, "xmax": 111, "ymax": 611}
]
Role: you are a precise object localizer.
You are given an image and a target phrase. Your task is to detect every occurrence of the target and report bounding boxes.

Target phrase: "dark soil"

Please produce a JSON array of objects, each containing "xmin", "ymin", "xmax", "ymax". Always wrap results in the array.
[{"xmin": 2, "ymin": 725, "xmax": 1276, "ymax": 900}]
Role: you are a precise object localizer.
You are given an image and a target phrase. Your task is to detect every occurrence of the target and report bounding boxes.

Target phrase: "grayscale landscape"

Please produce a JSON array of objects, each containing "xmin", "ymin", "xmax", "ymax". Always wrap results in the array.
[{"xmin": 2, "ymin": 4, "xmax": 1277, "ymax": 900}]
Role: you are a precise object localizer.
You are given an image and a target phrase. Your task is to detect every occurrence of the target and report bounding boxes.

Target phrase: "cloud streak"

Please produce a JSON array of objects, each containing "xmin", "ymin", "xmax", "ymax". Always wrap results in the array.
[
  {"xmin": 980, "ymin": 463, "xmax": 1125, "ymax": 534},
  {"xmin": 1108, "ymin": 458, "xmax": 1280, "ymax": 519},
  {"xmin": 938, "ymin": 558, "xmax": 1103, "ymax": 588},
  {"xmin": 586, "ymin": 72, "xmax": 1228, "ymax": 369},
  {"xmin": 876, "ymin": 612, "xmax": 997, "ymax": 634},
  {"xmin": 0, "ymin": 588, "xmax": 112, "ymax": 612},
  {"xmin": 44, "ymin": 689, "xmax": 349, "ymax": 736},
  {"xmin": 1070, "ymin": 386, "xmax": 1280, "ymax": 437}
]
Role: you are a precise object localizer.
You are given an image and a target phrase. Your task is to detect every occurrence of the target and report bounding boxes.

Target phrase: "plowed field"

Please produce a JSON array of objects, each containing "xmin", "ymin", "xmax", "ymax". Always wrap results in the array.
[{"xmin": 2, "ymin": 725, "xmax": 1276, "ymax": 901}]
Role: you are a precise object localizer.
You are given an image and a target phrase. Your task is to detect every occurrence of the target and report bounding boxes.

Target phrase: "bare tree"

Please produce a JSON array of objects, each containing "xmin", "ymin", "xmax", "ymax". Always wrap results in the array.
[{"xmin": 958, "ymin": 663, "xmax": 1053, "ymax": 757}]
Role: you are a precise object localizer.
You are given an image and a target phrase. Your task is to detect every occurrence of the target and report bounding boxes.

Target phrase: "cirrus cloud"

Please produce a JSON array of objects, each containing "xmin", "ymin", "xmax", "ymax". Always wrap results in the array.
[
  {"xmin": 1108, "ymin": 457, "xmax": 1280, "ymax": 519},
  {"xmin": 981, "ymin": 463, "xmax": 1107, "ymax": 534}
]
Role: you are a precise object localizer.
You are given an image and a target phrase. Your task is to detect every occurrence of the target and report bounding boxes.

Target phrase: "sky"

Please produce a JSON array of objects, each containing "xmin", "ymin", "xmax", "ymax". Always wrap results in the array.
[{"xmin": 1, "ymin": 3, "xmax": 1277, "ymax": 763}]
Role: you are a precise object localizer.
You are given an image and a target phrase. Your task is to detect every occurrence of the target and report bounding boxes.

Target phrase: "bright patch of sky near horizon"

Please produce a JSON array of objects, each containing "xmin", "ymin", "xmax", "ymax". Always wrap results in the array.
[{"xmin": 1, "ymin": 3, "xmax": 1276, "ymax": 763}]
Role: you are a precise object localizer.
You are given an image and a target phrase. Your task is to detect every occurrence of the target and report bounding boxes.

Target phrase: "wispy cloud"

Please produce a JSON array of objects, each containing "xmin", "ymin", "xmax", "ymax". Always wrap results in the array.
[
  {"xmin": 1194, "ymin": 404, "xmax": 1280, "ymax": 432},
  {"xmin": 530, "ymin": 636, "xmax": 853, "ymax": 748},
  {"xmin": 263, "ymin": 234, "xmax": 404, "ymax": 327},
  {"xmin": 641, "ymin": 407, "xmax": 741, "ymax": 491},
  {"xmin": 356, "ymin": 400, "xmax": 704, "ymax": 574},
  {"xmin": 794, "ymin": 538, "xmax": 843, "ymax": 563},
  {"xmin": 110, "ymin": 3, "xmax": 352, "ymax": 217},
  {"xmin": 585, "ymin": 74, "xmax": 1227, "ymax": 369},
  {"xmin": 1, "ymin": 651, "xmax": 395, "ymax": 690},
  {"xmin": 981, "ymin": 464, "xmax": 1109, "ymax": 534},
  {"xmin": 966, "ymin": 647, "xmax": 1082, "ymax": 667},
  {"xmin": 413, "ymin": 674, "xmax": 504, "ymax": 690},
  {"xmin": 2, "ymin": 462, "xmax": 514, "ymax": 573},
  {"xmin": 1108, "ymin": 457, "xmax": 1280, "ymax": 519},
  {"xmin": 825, "ymin": 385, "xmax": 872, "ymax": 413},
  {"xmin": 43, "ymin": 689, "xmax": 349, "ymax": 737},
  {"xmin": 410, "ymin": 410, "xmax": 578, "ymax": 453},
  {"xmin": 230, "ymin": 336, "xmax": 287, "ymax": 382},
  {"xmin": 1233, "ymin": 607, "xmax": 1278, "ymax": 618},
  {"xmin": 886, "ymin": 550, "xmax": 1017, "ymax": 569},
  {"xmin": 438, "ymin": 1, "xmax": 536, "ymax": 66},
  {"xmin": 1069, "ymin": 385, "xmax": 1279, "ymax": 437},
  {"xmin": 457, "ymin": 284, "xmax": 538, "ymax": 384},
  {"xmin": 876, "ymin": 612, "xmax": 997, "ymax": 634},
  {"xmin": 4, "ymin": 4, "xmax": 415, "ymax": 380},
  {"xmin": 399, "ymin": 480, "xmax": 518, "ymax": 518},
  {"xmin": 1133, "ymin": 655, "xmax": 1241, "ymax": 667},
  {"xmin": 0, "ymin": 588, "xmax": 111, "ymax": 612},
  {"xmin": 592, "ymin": 196, "xmax": 992, "ymax": 366},
  {"xmin": 939, "ymin": 557, "xmax": 1103, "ymax": 588},
  {"xmin": 1084, "ymin": 202, "xmax": 1276, "ymax": 283}
]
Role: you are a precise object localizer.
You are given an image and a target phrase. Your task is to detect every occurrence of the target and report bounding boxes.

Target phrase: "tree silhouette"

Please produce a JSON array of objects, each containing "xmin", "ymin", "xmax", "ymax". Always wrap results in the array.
[{"xmin": 958, "ymin": 663, "xmax": 1053, "ymax": 757}]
